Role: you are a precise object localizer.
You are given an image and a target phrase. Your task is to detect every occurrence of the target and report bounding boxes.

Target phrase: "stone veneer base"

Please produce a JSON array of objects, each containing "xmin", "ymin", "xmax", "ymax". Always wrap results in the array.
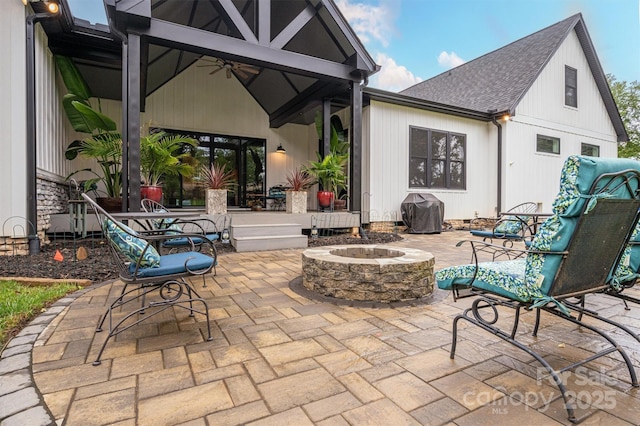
[{"xmin": 301, "ymin": 244, "xmax": 435, "ymax": 303}]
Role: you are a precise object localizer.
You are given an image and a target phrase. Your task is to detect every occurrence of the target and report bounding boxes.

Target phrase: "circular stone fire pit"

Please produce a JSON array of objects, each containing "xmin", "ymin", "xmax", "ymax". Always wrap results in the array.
[{"xmin": 301, "ymin": 245, "xmax": 435, "ymax": 303}]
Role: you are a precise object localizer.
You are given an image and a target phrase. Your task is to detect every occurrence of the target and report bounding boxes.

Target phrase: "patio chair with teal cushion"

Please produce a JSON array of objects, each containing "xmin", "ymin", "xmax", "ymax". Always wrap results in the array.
[
  {"xmin": 141, "ymin": 198, "xmax": 220, "ymax": 251},
  {"xmin": 436, "ymin": 155, "xmax": 640, "ymax": 423},
  {"xmin": 83, "ymin": 194, "xmax": 217, "ymax": 366},
  {"xmin": 469, "ymin": 201, "xmax": 537, "ymax": 246}
]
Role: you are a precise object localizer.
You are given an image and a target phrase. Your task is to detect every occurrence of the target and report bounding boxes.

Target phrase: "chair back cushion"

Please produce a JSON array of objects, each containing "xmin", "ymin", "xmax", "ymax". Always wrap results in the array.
[
  {"xmin": 525, "ymin": 156, "xmax": 640, "ymax": 296},
  {"xmin": 102, "ymin": 219, "xmax": 161, "ymax": 267}
]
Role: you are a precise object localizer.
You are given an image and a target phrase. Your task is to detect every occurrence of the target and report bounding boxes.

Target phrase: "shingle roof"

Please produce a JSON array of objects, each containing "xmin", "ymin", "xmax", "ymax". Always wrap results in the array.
[
  {"xmin": 401, "ymin": 14, "xmax": 579, "ymax": 114},
  {"xmin": 399, "ymin": 13, "xmax": 627, "ymax": 141}
]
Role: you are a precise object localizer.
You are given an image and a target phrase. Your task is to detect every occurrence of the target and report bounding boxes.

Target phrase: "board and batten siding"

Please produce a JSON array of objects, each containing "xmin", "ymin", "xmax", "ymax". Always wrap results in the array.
[
  {"xmin": 502, "ymin": 29, "xmax": 619, "ymax": 212},
  {"xmin": 365, "ymin": 100, "xmax": 497, "ymax": 221},
  {"xmin": 142, "ymin": 63, "xmax": 312, "ymax": 190},
  {"xmin": 1, "ymin": 3, "xmax": 75, "ymax": 228},
  {"xmin": 64, "ymin": 63, "xmax": 314, "ymax": 193}
]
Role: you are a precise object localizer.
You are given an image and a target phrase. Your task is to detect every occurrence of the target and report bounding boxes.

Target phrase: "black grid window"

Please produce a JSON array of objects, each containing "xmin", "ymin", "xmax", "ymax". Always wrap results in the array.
[
  {"xmin": 536, "ymin": 135, "xmax": 561, "ymax": 154},
  {"xmin": 565, "ymin": 66, "xmax": 577, "ymax": 107},
  {"xmin": 581, "ymin": 143, "xmax": 600, "ymax": 157},
  {"xmin": 409, "ymin": 127, "xmax": 466, "ymax": 189}
]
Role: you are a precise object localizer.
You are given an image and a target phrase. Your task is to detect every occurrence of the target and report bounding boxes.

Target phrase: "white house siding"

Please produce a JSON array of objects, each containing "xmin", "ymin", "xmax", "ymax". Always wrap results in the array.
[
  {"xmin": 1, "ymin": 2, "xmax": 28, "ymax": 229},
  {"xmin": 1, "ymin": 4, "xmax": 74, "ymax": 233},
  {"xmin": 504, "ymin": 29, "xmax": 619, "ymax": 212},
  {"xmin": 365, "ymin": 100, "xmax": 497, "ymax": 221},
  {"xmin": 141, "ymin": 63, "xmax": 312, "ymax": 190}
]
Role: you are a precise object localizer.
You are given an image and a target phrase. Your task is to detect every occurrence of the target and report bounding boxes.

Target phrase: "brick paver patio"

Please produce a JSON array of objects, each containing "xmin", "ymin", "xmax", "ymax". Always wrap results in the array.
[{"xmin": 2, "ymin": 230, "xmax": 640, "ymax": 425}]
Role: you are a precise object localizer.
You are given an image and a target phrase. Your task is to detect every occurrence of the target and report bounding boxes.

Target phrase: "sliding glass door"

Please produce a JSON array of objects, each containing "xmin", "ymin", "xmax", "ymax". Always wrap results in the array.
[{"xmin": 160, "ymin": 129, "xmax": 265, "ymax": 208}]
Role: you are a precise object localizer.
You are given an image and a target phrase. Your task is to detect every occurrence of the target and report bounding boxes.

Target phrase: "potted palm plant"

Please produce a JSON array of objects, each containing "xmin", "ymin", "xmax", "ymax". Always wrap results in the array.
[
  {"xmin": 65, "ymin": 131, "xmax": 123, "ymax": 211},
  {"xmin": 201, "ymin": 163, "xmax": 236, "ymax": 214},
  {"xmin": 140, "ymin": 131, "xmax": 198, "ymax": 203},
  {"xmin": 285, "ymin": 168, "xmax": 315, "ymax": 214},
  {"xmin": 304, "ymin": 153, "xmax": 347, "ymax": 210},
  {"xmin": 311, "ymin": 112, "xmax": 350, "ymax": 210}
]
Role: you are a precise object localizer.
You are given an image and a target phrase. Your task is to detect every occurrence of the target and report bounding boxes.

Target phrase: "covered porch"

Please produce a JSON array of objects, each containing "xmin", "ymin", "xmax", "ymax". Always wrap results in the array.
[{"xmin": 30, "ymin": 0, "xmax": 379, "ymax": 227}]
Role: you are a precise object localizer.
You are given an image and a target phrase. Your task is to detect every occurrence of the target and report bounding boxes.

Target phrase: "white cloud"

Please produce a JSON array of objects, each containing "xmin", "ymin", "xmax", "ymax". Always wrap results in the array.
[
  {"xmin": 334, "ymin": 0, "xmax": 395, "ymax": 47},
  {"xmin": 437, "ymin": 51, "xmax": 465, "ymax": 69},
  {"xmin": 368, "ymin": 53, "xmax": 422, "ymax": 92}
]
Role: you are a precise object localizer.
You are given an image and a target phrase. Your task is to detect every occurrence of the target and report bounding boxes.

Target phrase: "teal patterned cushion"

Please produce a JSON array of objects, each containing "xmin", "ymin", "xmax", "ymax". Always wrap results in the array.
[
  {"xmin": 528, "ymin": 156, "xmax": 640, "ymax": 296},
  {"xmin": 102, "ymin": 219, "xmax": 161, "ymax": 268},
  {"xmin": 494, "ymin": 216, "xmax": 528, "ymax": 235},
  {"xmin": 437, "ymin": 155, "xmax": 640, "ymax": 303},
  {"xmin": 150, "ymin": 209, "xmax": 182, "ymax": 235},
  {"xmin": 436, "ymin": 259, "xmax": 531, "ymax": 302}
]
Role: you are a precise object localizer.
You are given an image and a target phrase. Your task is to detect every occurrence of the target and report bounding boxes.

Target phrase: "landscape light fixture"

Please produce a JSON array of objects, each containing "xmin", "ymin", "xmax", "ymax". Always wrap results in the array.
[{"xmin": 276, "ymin": 144, "xmax": 286, "ymax": 153}]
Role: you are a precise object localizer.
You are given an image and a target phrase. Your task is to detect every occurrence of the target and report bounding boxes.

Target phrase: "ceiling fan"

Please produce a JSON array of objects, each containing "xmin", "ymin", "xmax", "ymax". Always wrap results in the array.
[{"xmin": 197, "ymin": 57, "xmax": 260, "ymax": 79}]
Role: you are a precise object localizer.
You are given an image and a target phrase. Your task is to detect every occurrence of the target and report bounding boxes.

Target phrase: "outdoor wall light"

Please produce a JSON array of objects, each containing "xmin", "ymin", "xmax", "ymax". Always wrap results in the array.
[
  {"xmin": 502, "ymin": 114, "xmax": 511, "ymax": 122},
  {"xmin": 27, "ymin": 0, "xmax": 60, "ymax": 14},
  {"xmin": 276, "ymin": 144, "xmax": 286, "ymax": 153}
]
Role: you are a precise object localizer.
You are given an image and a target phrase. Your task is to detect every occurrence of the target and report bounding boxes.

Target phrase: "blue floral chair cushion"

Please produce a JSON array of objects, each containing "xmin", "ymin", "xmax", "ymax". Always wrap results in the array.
[
  {"xmin": 493, "ymin": 216, "xmax": 529, "ymax": 236},
  {"xmin": 437, "ymin": 155, "xmax": 640, "ymax": 303},
  {"xmin": 102, "ymin": 219, "xmax": 161, "ymax": 268}
]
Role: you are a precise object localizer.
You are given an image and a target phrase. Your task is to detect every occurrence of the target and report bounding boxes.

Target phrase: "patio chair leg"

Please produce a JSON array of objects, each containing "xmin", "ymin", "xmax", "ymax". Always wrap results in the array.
[
  {"xmin": 451, "ymin": 300, "xmax": 578, "ymax": 423},
  {"xmin": 93, "ymin": 282, "xmax": 213, "ymax": 365},
  {"xmin": 538, "ymin": 306, "xmax": 639, "ymax": 387}
]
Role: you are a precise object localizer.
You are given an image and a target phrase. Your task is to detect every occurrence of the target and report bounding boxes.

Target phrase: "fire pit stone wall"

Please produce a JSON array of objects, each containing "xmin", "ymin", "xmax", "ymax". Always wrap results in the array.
[{"xmin": 302, "ymin": 244, "xmax": 435, "ymax": 303}]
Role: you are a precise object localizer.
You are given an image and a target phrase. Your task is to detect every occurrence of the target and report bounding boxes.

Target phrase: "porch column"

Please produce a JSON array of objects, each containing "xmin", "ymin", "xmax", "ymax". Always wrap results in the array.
[
  {"xmin": 125, "ymin": 33, "xmax": 141, "ymax": 211},
  {"xmin": 320, "ymin": 99, "xmax": 331, "ymax": 157},
  {"xmin": 349, "ymin": 80, "xmax": 362, "ymax": 212}
]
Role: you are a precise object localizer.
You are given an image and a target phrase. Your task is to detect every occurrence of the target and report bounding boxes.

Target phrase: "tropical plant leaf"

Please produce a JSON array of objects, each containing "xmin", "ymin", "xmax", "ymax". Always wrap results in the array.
[
  {"xmin": 64, "ymin": 140, "xmax": 84, "ymax": 160},
  {"xmin": 72, "ymin": 101, "xmax": 117, "ymax": 132},
  {"xmin": 62, "ymin": 94, "xmax": 93, "ymax": 133},
  {"xmin": 55, "ymin": 56, "xmax": 92, "ymax": 100}
]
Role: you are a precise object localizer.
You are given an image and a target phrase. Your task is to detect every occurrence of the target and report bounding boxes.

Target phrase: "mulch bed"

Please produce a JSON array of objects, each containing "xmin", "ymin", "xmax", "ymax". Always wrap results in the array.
[{"xmin": 0, "ymin": 232, "xmax": 402, "ymax": 283}]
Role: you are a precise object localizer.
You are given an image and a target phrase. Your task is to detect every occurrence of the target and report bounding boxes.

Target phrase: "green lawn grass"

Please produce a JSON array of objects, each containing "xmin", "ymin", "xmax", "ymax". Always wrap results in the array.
[{"xmin": 0, "ymin": 280, "xmax": 80, "ymax": 349}]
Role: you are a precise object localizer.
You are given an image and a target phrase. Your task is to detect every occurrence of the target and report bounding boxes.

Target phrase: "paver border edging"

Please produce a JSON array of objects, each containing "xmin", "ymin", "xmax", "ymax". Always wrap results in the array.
[{"xmin": 0, "ymin": 279, "xmax": 115, "ymax": 426}]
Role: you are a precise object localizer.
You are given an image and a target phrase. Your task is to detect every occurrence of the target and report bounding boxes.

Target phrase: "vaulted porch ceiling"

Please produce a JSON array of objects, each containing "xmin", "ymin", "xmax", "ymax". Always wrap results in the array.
[{"xmin": 39, "ymin": 0, "xmax": 379, "ymax": 127}]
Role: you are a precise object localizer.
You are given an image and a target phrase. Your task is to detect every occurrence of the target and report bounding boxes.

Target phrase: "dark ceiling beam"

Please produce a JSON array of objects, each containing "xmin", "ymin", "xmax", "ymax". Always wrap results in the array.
[
  {"xmin": 269, "ymin": 80, "xmax": 347, "ymax": 128},
  {"xmin": 218, "ymin": 0, "xmax": 258, "ymax": 44},
  {"xmin": 143, "ymin": 18, "xmax": 360, "ymax": 82},
  {"xmin": 320, "ymin": 0, "xmax": 377, "ymax": 73},
  {"xmin": 258, "ymin": 0, "xmax": 270, "ymax": 46},
  {"xmin": 270, "ymin": 4, "xmax": 316, "ymax": 50},
  {"xmin": 49, "ymin": 43, "xmax": 121, "ymax": 66}
]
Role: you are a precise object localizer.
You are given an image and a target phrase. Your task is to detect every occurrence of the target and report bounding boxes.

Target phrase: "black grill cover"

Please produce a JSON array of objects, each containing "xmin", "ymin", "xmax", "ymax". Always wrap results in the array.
[{"xmin": 401, "ymin": 193, "xmax": 444, "ymax": 234}]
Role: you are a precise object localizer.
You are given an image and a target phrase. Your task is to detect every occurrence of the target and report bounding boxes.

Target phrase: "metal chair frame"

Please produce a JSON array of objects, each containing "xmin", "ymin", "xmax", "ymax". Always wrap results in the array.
[
  {"xmin": 447, "ymin": 169, "xmax": 640, "ymax": 423},
  {"xmin": 470, "ymin": 201, "xmax": 538, "ymax": 248},
  {"xmin": 83, "ymin": 194, "xmax": 216, "ymax": 366}
]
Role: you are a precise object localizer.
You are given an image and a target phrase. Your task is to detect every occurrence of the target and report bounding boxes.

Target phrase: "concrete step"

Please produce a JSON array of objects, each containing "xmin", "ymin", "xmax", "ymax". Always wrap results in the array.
[
  {"xmin": 231, "ymin": 223, "xmax": 302, "ymax": 238},
  {"xmin": 232, "ymin": 234, "xmax": 308, "ymax": 252}
]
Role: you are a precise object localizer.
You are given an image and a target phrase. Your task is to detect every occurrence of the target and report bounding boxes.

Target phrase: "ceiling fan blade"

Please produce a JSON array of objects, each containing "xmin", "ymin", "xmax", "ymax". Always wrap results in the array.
[
  {"xmin": 200, "ymin": 57, "xmax": 223, "ymax": 65},
  {"xmin": 209, "ymin": 67, "xmax": 223, "ymax": 76},
  {"xmin": 235, "ymin": 69, "xmax": 249, "ymax": 79},
  {"xmin": 240, "ymin": 66, "xmax": 260, "ymax": 75}
]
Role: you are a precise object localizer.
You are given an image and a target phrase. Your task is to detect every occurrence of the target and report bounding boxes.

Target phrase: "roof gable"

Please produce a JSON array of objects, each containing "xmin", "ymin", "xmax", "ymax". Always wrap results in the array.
[{"xmin": 400, "ymin": 13, "xmax": 627, "ymax": 141}]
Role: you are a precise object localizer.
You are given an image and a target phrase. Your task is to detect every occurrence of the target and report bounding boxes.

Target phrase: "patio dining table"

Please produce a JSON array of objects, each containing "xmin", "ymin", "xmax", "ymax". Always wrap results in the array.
[{"xmin": 110, "ymin": 210, "xmax": 206, "ymax": 232}]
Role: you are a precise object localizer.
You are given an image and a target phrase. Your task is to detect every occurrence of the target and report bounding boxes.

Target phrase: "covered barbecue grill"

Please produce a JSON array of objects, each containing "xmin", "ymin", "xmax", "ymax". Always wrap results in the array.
[{"xmin": 401, "ymin": 193, "xmax": 444, "ymax": 234}]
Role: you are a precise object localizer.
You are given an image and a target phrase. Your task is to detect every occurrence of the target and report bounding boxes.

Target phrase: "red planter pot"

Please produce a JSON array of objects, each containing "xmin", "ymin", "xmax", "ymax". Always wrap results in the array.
[
  {"xmin": 141, "ymin": 185, "xmax": 163, "ymax": 203},
  {"xmin": 317, "ymin": 190, "xmax": 334, "ymax": 209}
]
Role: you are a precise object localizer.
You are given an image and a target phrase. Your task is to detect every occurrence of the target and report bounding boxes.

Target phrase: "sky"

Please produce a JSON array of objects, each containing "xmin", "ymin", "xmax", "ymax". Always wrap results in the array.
[{"xmin": 68, "ymin": 0, "xmax": 640, "ymax": 92}]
